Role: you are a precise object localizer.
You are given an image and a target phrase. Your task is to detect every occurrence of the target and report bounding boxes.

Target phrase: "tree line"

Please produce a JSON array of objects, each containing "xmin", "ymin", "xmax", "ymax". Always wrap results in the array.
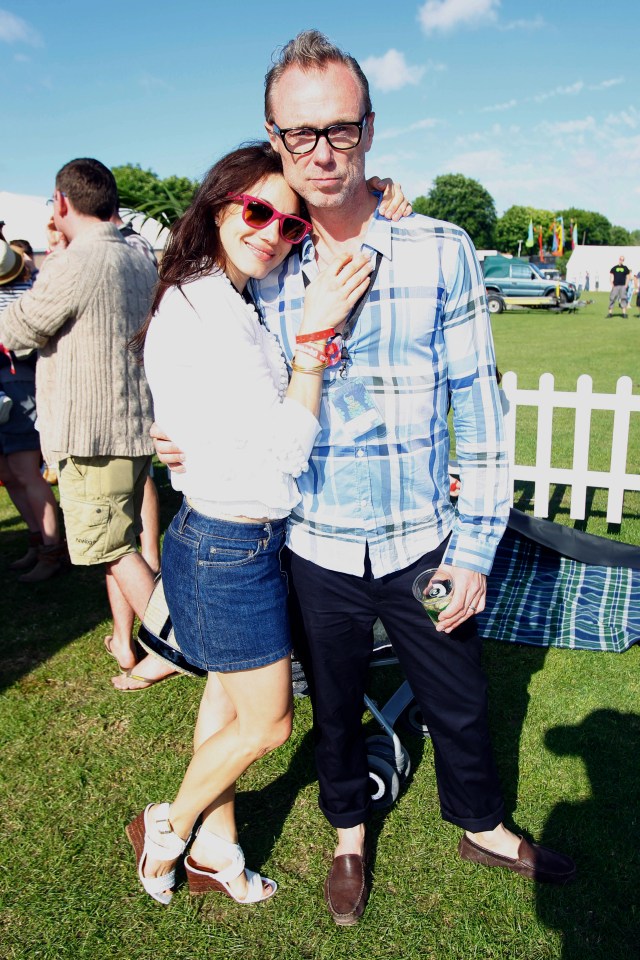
[
  {"xmin": 412, "ymin": 174, "xmax": 640, "ymax": 273},
  {"xmin": 113, "ymin": 164, "xmax": 640, "ymax": 268}
]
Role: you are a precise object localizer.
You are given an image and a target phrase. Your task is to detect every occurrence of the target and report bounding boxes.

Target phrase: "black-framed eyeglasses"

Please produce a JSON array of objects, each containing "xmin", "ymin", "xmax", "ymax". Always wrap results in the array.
[{"xmin": 271, "ymin": 114, "xmax": 369, "ymax": 156}]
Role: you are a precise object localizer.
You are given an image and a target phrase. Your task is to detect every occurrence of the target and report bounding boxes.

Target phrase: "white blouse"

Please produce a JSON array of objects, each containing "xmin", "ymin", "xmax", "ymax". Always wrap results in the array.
[{"xmin": 144, "ymin": 271, "xmax": 320, "ymax": 519}]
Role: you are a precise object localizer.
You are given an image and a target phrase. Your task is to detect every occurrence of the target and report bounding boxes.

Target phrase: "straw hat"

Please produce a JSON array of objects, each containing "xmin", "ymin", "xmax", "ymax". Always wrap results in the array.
[{"xmin": 0, "ymin": 241, "xmax": 25, "ymax": 285}]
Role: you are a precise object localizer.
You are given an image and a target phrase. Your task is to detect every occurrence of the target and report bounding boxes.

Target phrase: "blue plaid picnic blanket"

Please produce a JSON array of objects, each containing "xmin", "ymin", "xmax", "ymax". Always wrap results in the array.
[{"xmin": 476, "ymin": 511, "xmax": 640, "ymax": 653}]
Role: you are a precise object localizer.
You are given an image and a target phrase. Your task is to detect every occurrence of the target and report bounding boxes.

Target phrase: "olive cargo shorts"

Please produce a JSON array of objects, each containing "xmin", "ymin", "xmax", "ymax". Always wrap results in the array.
[{"xmin": 58, "ymin": 454, "xmax": 151, "ymax": 565}]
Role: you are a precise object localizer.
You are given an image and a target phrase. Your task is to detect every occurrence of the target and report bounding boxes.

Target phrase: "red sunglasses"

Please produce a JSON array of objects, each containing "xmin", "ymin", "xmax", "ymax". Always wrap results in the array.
[{"xmin": 227, "ymin": 194, "xmax": 312, "ymax": 244}]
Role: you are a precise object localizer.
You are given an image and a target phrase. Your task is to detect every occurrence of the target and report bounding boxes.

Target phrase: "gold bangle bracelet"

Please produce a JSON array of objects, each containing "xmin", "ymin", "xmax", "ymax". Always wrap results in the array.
[
  {"xmin": 292, "ymin": 355, "xmax": 328, "ymax": 370},
  {"xmin": 291, "ymin": 360, "xmax": 327, "ymax": 374}
]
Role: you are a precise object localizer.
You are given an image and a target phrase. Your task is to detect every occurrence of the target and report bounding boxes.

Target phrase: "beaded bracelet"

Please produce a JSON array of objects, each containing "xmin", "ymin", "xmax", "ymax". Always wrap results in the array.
[{"xmin": 295, "ymin": 327, "xmax": 335, "ymax": 344}]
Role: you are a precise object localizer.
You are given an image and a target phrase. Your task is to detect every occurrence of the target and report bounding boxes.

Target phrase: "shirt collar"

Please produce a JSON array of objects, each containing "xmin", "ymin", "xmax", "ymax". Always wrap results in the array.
[{"xmin": 298, "ymin": 194, "xmax": 392, "ymax": 266}]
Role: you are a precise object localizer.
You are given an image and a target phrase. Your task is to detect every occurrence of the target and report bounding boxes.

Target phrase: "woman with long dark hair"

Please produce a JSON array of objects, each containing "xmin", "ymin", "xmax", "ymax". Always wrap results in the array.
[{"xmin": 125, "ymin": 142, "xmax": 374, "ymax": 905}]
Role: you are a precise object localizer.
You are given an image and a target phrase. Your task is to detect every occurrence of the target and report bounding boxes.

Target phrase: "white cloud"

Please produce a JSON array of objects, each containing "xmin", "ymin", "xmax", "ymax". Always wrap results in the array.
[
  {"xmin": 369, "ymin": 150, "xmax": 422, "ymax": 166},
  {"xmin": 454, "ymin": 124, "xmax": 521, "ymax": 148},
  {"xmin": 443, "ymin": 148, "xmax": 510, "ymax": 186},
  {"xmin": 0, "ymin": 9, "xmax": 42, "ymax": 45},
  {"xmin": 481, "ymin": 99, "xmax": 517, "ymax": 113},
  {"xmin": 454, "ymin": 131, "xmax": 487, "ymax": 146},
  {"xmin": 139, "ymin": 72, "xmax": 172, "ymax": 92},
  {"xmin": 530, "ymin": 81, "xmax": 584, "ymax": 103},
  {"xmin": 418, "ymin": 0, "xmax": 500, "ymax": 34},
  {"xmin": 537, "ymin": 116, "xmax": 596, "ymax": 136},
  {"xmin": 603, "ymin": 106, "xmax": 638, "ymax": 130},
  {"xmin": 622, "ymin": 134, "xmax": 640, "ymax": 157},
  {"xmin": 498, "ymin": 16, "xmax": 545, "ymax": 31},
  {"xmin": 590, "ymin": 77, "xmax": 623, "ymax": 90},
  {"xmin": 361, "ymin": 49, "xmax": 426, "ymax": 92},
  {"xmin": 373, "ymin": 107, "xmax": 640, "ymax": 229},
  {"xmin": 377, "ymin": 117, "xmax": 439, "ymax": 141}
]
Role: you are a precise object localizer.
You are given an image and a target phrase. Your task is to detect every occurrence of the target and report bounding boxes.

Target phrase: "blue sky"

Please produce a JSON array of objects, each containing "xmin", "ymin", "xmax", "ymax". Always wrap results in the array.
[{"xmin": 2, "ymin": 0, "xmax": 638, "ymax": 229}]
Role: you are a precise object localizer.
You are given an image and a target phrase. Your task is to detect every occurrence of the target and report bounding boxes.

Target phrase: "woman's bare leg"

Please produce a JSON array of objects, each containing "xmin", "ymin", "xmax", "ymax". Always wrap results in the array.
[
  {"xmin": 0, "ymin": 453, "xmax": 38, "ymax": 531},
  {"xmin": 6, "ymin": 450, "xmax": 60, "ymax": 544},
  {"xmin": 139, "ymin": 474, "xmax": 160, "ymax": 574},
  {"xmin": 193, "ymin": 672, "xmax": 237, "ymax": 750},
  {"xmin": 143, "ymin": 655, "xmax": 292, "ymax": 898}
]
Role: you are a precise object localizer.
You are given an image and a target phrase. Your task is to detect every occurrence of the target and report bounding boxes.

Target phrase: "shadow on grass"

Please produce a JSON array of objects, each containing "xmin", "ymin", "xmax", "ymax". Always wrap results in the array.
[
  {"xmin": 0, "ymin": 556, "xmax": 108, "ymax": 693},
  {"xmin": 515, "ymin": 482, "xmax": 602, "ymax": 524},
  {"xmin": 483, "ymin": 640, "xmax": 549, "ymax": 819},
  {"xmin": 234, "ymin": 728, "xmax": 318, "ymax": 867},
  {"xmin": 514, "ymin": 482, "xmax": 630, "ymax": 539},
  {"xmin": 0, "ymin": 464, "xmax": 181, "ymax": 694},
  {"xmin": 537, "ymin": 709, "xmax": 640, "ymax": 959},
  {"xmin": 484, "ymin": 651, "xmax": 640, "ymax": 957}
]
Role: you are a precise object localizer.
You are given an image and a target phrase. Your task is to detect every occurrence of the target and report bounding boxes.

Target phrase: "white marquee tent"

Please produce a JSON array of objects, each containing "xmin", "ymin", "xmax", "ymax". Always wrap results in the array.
[
  {"xmin": 565, "ymin": 245, "xmax": 640, "ymax": 290},
  {"xmin": 0, "ymin": 191, "xmax": 168, "ymax": 257}
]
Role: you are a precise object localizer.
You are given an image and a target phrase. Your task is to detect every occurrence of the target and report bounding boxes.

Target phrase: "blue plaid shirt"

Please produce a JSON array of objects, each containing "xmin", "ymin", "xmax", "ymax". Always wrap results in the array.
[{"xmin": 252, "ymin": 205, "xmax": 509, "ymax": 578}]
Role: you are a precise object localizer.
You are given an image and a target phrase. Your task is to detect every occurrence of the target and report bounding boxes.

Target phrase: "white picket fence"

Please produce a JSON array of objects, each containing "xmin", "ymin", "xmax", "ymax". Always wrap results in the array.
[{"xmin": 500, "ymin": 372, "xmax": 640, "ymax": 524}]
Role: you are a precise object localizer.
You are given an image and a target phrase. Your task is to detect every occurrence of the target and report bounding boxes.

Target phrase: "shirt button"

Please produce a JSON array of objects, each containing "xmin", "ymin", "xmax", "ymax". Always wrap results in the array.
[
  {"xmin": 356, "ymin": 448, "xmax": 365, "ymax": 458},
  {"xmin": 360, "ymin": 498, "xmax": 368, "ymax": 507}
]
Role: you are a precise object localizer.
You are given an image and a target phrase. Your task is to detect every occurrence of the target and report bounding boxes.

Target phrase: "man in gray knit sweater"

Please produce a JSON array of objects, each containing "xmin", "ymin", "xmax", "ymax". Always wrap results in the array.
[{"xmin": 0, "ymin": 158, "xmax": 161, "ymax": 682}]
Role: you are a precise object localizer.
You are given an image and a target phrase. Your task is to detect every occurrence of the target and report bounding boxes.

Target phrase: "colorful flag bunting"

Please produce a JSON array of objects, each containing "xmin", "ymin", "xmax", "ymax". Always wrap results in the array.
[
  {"xmin": 557, "ymin": 216, "xmax": 564, "ymax": 256},
  {"xmin": 526, "ymin": 220, "xmax": 534, "ymax": 247}
]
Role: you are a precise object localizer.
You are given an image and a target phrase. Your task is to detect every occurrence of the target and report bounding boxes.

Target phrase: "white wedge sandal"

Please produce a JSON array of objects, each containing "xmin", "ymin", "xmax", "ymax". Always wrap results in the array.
[
  {"xmin": 125, "ymin": 802, "xmax": 188, "ymax": 905},
  {"xmin": 184, "ymin": 826, "xmax": 277, "ymax": 903}
]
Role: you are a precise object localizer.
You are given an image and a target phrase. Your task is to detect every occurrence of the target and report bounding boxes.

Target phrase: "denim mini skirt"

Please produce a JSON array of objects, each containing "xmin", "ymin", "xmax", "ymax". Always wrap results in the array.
[{"xmin": 161, "ymin": 498, "xmax": 291, "ymax": 672}]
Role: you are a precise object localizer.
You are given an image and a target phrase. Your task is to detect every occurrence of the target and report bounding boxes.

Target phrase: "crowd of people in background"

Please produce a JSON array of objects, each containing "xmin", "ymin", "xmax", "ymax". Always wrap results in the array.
[
  {"xmin": 0, "ymin": 230, "xmax": 64, "ymax": 581},
  {"xmin": 1, "ymin": 159, "xmax": 159, "ymax": 680}
]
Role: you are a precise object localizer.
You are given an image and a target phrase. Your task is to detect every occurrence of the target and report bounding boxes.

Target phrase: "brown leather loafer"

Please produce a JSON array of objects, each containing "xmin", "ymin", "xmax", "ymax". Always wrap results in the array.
[
  {"xmin": 458, "ymin": 834, "xmax": 576, "ymax": 884},
  {"xmin": 324, "ymin": 853, "xmax": 369, "ymax": 925}
]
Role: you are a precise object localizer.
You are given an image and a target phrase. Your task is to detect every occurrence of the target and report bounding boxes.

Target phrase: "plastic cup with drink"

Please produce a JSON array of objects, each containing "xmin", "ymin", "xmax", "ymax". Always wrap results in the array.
[{"xmin": 412, "ymin": 568, "xmax": 454, "ymax": 624}]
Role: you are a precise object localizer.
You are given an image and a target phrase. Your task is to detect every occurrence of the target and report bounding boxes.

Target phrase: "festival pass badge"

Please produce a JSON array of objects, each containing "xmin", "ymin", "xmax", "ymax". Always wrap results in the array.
[{"xmin": 328, "ymin": 377, "xmax": 384, "ymax": 439}]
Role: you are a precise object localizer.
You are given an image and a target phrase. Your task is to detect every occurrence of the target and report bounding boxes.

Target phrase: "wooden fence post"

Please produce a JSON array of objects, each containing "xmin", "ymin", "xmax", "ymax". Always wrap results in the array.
[
  {"xmin": 570, "ymin": 374, "xmax": 593, "ymax": 520},
  {"xmin": 499, "ymin": 372, "xmax": 640, "ymax": 525}
]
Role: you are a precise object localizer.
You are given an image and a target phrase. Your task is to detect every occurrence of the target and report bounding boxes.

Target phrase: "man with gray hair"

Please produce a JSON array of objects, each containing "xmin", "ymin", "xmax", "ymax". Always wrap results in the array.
[{"xmin": 155, "ymin": 30, "xmax": 575, "ymax": 923}]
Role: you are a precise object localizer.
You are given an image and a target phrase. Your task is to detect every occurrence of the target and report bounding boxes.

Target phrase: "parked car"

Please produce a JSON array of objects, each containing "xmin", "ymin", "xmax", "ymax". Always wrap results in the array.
[
  {"xmin": 482, "ymin": 256, "xmax": 577, "ymax": 313},
  {"xmin": 527, "ymin": 258, "xmax": 563, "ymax": 280}
]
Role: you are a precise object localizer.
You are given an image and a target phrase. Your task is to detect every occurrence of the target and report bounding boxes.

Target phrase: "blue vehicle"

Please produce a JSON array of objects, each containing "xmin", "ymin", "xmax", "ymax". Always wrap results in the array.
[{"xmin": 482, "ymin": 255, "xmax": 577, "ymax": 312}]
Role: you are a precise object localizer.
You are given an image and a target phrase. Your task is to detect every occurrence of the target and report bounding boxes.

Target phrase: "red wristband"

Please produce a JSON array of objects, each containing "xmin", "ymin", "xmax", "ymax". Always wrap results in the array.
[{"xmin": 295, "ymin": 327, "xmax": 335, "ymax": 344}]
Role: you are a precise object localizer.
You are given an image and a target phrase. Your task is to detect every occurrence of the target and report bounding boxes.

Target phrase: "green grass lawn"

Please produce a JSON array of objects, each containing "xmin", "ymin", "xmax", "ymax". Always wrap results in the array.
[
  {"xmin": 492, "ymin": 290, "xmax": 640, "ymax": 546},
  {"xmin": 1, "ymin": 289, "xmax": 639, "ymax": 960}
]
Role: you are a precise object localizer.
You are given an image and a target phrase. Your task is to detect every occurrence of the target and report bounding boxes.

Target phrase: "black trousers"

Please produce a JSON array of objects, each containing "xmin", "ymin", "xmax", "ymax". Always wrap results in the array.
[{"xmin": 290, "ymin": 544, "xmax": 505, "ymax": 832}]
